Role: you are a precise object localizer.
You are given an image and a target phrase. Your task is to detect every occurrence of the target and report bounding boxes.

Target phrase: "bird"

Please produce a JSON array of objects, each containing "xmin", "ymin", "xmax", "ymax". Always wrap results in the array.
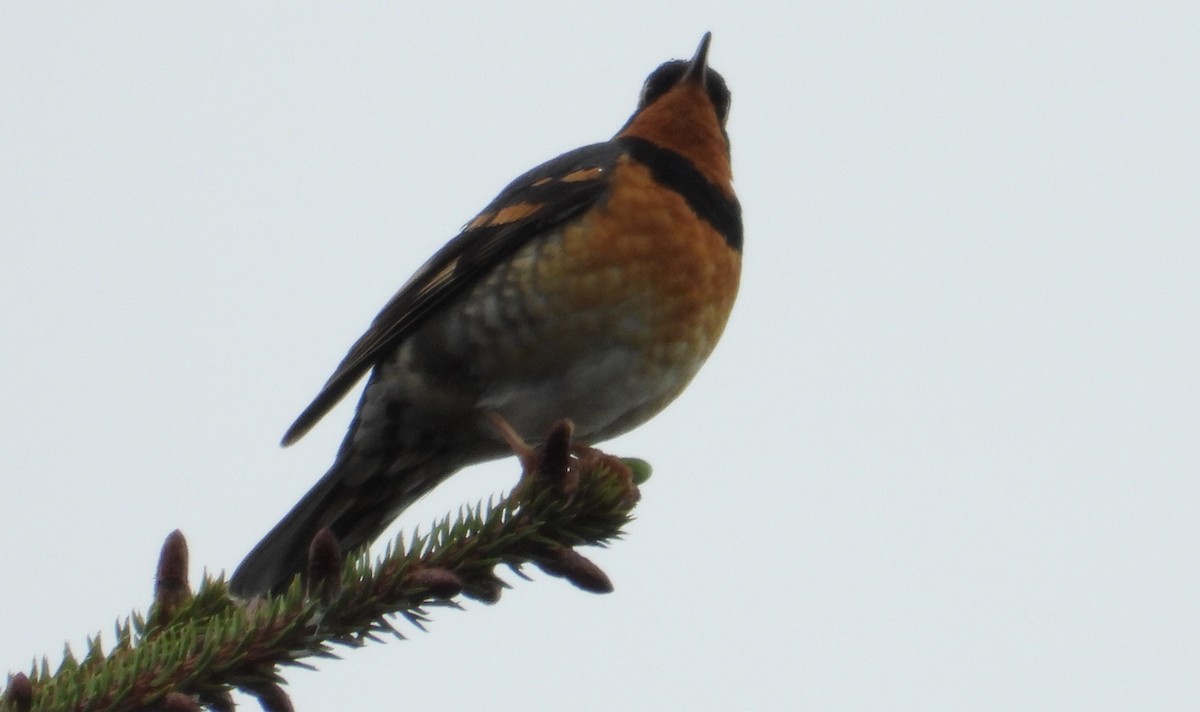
[{"xmin": 229, "ymin": 33, "xmax": 741, "ymax": 598}]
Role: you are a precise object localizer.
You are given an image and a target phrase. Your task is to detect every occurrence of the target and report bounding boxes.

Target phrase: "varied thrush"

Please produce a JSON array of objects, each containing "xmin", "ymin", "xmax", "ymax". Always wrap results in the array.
[{"xmin": 230, "ymin": 33, "xmax": 741, "ymax": 597}]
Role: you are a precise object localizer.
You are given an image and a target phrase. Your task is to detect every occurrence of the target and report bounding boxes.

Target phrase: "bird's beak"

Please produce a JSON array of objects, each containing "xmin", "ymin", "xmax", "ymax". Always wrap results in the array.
[{"xmin": 681, "ymin": 32, "xmax": 712, "ymax": 86}]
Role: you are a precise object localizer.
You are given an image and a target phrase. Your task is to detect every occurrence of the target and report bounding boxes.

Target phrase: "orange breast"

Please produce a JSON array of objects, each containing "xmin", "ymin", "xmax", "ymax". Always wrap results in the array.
[{"xmin": 552, "ymin": 156, "xmax": 741, "ymax": 367}]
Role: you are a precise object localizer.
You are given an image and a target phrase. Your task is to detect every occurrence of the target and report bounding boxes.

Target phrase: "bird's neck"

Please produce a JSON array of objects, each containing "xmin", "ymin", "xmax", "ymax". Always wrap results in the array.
[{"xmin": 617, "ymin": 85, "xmax": 733, "ymax": 193}]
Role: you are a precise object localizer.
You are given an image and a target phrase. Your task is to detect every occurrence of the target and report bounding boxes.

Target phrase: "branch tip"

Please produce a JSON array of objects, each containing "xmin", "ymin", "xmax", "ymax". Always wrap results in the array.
[
  {"xmin": 622, "ymin": 457, "xmax": 654, "ymax": 485},
  {"xmin": 13, "ymin": 443, "xmax": 644, "ymax": 707},
  {"xmin": 577, "ymin": 448, "xmax": 641, "ymax": 507}
]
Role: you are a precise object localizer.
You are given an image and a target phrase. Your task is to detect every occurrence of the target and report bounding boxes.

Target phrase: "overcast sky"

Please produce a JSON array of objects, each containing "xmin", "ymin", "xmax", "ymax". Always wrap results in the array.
[{"xmin": 2, "ymin": 3, "xmax": 1197, "ymax": 710}]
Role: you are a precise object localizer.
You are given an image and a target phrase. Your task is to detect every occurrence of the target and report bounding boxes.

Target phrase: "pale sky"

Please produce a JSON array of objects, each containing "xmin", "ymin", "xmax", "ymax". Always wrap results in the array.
[{"xmin": 2, "ymin": 4, "xmax": 1197, "ymax": 710}]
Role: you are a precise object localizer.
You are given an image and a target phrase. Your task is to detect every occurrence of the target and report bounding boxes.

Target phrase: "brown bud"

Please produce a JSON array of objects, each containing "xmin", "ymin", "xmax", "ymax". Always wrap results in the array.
[
  {"xmin": 245, "ymin": 682, "xmax": 294, "ymax": 712},
  {"xmin": 403, "ymin": 567, "xmax": 464, "ymax": 599},
  {"xmin": 151, "ymin": 530, "xmax": 191, "ymax": 626},
  {"xmin": 461, "ymin": 573, "xmax": 507, "ymax": 604},
  {"xmin": 537, "ymin": 547, "xmax": 613, "ymax": 594},
  {"xmin": 3, "ymin": 672, "xmax": 32, "ymax": 712},
  {"xmin": 306, "ymin": 527, "xmax": 342, "ymax": 604},
  {"xmin": 197, "ymin": 688, "xmax": 235, "ymax": 712}
]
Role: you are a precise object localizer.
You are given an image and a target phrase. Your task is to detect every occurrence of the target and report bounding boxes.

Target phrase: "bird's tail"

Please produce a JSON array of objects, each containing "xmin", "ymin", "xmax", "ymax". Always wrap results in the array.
[{"xmin": 228, "ymin": 458, "xmax": 445, "ymax": 598}]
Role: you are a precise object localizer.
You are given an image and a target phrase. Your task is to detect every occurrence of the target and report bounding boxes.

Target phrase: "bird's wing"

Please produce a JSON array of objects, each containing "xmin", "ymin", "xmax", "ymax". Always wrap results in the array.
[{"xmin": 281, "ymin": 141, "xmax": 623, "ymax": 446}]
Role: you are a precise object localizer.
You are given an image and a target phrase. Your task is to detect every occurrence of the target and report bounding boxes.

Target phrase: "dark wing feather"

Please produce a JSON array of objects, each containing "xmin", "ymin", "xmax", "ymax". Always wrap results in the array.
[{"xmin": 281, "ymin": 141, "xmax": 623, "ymax": 446}]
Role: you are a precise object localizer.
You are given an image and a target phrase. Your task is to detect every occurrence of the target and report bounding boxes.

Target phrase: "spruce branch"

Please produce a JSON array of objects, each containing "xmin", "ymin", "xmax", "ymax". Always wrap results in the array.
[{"xmin": 1, "ymin": 421, "xmax": 648, "ymax": 711}]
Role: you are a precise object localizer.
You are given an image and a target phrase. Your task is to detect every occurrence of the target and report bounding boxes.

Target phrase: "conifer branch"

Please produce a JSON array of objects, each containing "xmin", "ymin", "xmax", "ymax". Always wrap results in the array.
[{"xmin": 1, "ymin": 422, "xmax": 651, "ymax": 711}]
